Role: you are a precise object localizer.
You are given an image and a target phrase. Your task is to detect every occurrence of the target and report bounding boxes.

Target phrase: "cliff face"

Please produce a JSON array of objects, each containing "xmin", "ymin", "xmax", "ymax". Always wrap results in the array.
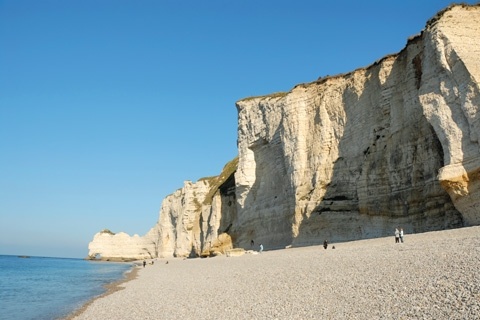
[
  {"xmin": 419, "ymin": 6, "xmax": 480, "ymax": 227},
  {"xmin": 87, "ymin": 228, "xmax": 160, "ymax": 261},
  {"xmin": 233, "ymin": 5, "xmax": 480, "ymax": 248},
  {"xmin": 154, "ymin": 180, "xmax": 210, "ymax": 258},
  {"xmin": 88, "ymin": 4, "xmax": 480, "ymax": 259},
  {"xmin": 88, "ymin": 159, "xmax": 238, "ymax": 259}
]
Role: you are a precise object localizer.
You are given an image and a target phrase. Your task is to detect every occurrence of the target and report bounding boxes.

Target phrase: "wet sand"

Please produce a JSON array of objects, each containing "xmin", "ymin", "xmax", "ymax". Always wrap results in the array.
[{"xmin": 69, "ymin": 226, "xmax": 480, "ymax": 319}]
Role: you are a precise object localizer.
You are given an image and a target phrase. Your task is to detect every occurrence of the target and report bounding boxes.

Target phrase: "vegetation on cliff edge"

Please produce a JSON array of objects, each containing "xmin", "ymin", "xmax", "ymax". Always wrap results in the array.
[
  {"xmin": 239, "ymin": 91, "xmax": 288, "ymax": 103},
  {"xmin": 201, "ymin": 156, "xmax": 238, "ymax": 206},
  {"xmin": 100, "ymin": 229, "xmax": 115, "ymax": 235}
]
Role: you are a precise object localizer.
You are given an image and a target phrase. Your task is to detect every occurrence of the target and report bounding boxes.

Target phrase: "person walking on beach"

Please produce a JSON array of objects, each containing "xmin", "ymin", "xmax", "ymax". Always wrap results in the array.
[
  {"xmin": 395, "ymin": 228, "xmax": 400, "ymax": 243},
  {"xmin": 143, "ymin": 260, "xmax": 146, "ymax": 268},
  {"xmin": 259, "ymin": 244, "xmax": 263, "ymax": 253},
  {"xmin": 400, "ymin": 228, "xmax": 404, "ymax": 243},
  {"xmin": 323, "ymin": 240, "xmax": 328, "ymax": 250}
]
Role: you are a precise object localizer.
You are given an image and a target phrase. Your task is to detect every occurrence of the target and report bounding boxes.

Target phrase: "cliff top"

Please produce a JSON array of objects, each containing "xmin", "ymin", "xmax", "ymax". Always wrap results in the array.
[{"xmin": 237, "ymin": 3, "xmax": 480, "ymax": 105}]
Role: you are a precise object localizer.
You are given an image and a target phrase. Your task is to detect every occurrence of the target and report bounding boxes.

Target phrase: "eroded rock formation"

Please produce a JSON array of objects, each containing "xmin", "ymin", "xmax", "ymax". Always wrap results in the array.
[
  {"xmin": 88, "ymin": 4, "xmax": 480, "ymax": 260},
  {"xmin": 88, "ymin": 158, "xmax": 238, "ymax": 260},
  {"xmin": 87, "ymin": 228, "xmax": 160, "ymax": 261}
]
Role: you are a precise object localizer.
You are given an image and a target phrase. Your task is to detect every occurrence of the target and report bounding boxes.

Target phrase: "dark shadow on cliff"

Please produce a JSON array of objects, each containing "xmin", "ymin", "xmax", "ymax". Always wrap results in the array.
[
  {"xmin": 198, "ymin": 158, "xmax": 238, "ymax": 255},
  {"xmin": 230, "ymin": 126, "xmax": 296, "ymax": 250},
  {"xmin": 294, "ymin": 46, "xmax": 463, "ymax": 247}
]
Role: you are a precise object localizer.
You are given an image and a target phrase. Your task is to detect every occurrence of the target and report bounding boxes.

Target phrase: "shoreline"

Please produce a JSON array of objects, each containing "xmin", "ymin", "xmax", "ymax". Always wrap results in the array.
[
  {"xmin": 70, "ymin": 226, "xmax": 480, "ymax": 319},
  {"xmin": 63, "ymin": 264, "xmax": 140, "ymax": 320}
]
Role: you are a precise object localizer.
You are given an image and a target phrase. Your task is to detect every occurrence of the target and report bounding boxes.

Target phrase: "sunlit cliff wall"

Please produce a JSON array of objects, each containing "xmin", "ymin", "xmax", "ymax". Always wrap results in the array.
[
  {"xmin": 233, "ymin": 5, "xmax": 480, "ymax": 248},
  {"xmin": 88, "ymin": 4, "xmax": 480, "ymax": 259}
]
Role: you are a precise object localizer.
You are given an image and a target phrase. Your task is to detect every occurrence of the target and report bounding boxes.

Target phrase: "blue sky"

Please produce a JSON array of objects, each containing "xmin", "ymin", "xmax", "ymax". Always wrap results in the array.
[{"xmin": 1, "ymin": 0, "xmax": 476, "ymax": 258}]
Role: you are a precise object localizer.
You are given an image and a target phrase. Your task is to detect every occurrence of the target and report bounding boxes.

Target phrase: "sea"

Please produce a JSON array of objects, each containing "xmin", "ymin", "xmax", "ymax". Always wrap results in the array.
[{"xmin": 0, "ymin": 255, "xmax": 133, "ymax": 320}]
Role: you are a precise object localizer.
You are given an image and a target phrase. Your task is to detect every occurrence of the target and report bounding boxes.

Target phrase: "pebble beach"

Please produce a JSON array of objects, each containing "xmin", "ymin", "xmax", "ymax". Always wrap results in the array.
[{"xmin": 69, "ymin": 226, "xmax": 480, "ymax": 320}]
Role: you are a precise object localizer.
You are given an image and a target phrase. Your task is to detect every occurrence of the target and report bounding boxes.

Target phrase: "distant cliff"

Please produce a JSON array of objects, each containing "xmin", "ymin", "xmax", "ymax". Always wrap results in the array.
[
  {"xmin": 88, "ymin": 158, "xmax": 238, "ymax": 260},
  {"xmin": 88, "ymin": 4, "xmax": 480, "ymax": 260}
]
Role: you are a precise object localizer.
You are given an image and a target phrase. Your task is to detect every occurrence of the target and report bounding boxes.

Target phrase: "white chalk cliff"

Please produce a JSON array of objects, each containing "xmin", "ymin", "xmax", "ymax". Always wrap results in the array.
[{"xmin": 88, "ymin": 4, "xmax": 480, "ymax": 260}]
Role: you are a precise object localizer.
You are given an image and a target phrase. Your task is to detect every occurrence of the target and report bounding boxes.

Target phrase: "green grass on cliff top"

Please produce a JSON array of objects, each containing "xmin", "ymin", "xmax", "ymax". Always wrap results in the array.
[{"xmin": 239, "ymin": 91, "xmax": 288, "ymax": 102}]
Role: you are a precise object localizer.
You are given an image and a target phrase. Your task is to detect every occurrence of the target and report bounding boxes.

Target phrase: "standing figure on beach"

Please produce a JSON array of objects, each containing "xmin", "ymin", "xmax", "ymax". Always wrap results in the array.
[
  {"xmin": 400, "ymin": 228, "xmax": 404, "ymax": 243},
  {"xmin": 395, "ymin": 228, "xmax": 400, "ymax": 243},
  {"xmin": 143, "ymin": 260, "xmax": 146, "ymax": 268},
  {"xmin": 323, "ymin": 240, "xmax": 328, "ymax": 250},
  {"xmin": 259, "ymin": 244, "xmax": 263, "ymax": 253},
  {"xmin": 251, "ymin": 239, "xmax": 254, "ymax": 247}
]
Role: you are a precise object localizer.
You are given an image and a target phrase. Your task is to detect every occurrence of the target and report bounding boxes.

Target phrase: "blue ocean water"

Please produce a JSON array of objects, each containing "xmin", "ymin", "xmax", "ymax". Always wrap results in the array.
[{"xmin": 0, "ymin": 255, "xmax": 132, "ymax": 320}]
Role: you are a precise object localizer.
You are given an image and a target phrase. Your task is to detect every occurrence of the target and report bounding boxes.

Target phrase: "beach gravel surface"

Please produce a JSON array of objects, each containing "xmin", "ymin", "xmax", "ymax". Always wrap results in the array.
[{"xmin": 71, "ymin": 226, "xmax": 480, "ymax": 319}]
